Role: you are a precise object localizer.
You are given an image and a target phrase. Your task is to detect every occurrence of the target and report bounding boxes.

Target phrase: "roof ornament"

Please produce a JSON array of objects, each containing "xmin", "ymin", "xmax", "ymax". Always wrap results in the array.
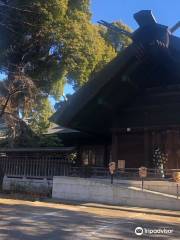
[
  {"xmin": 98, "ymin": 11, "xmax": 180, "ymax": 65},
  {"xmin": 97, "ymin": 20, "xmax": 132, "ymax": 38},
  {"xmin": 133, "ymin": 10, "xmax": 157, "ymax": 27},
  {"xmin": 169, "ymin": 21, "xmax": 180, "ymax": 33},
  {"xmin": 98, "ymin": 10, "xmax": 157, "ymax": 40},
  {"xmin": 98, "ymin": 11, "xmax": 169, "ymax": 47}
]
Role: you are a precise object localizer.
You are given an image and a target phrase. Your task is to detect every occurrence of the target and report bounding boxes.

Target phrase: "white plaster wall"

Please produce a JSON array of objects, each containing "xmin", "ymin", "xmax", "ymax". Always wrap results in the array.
[{"xmin": 52, "ymin": 177, "xmax": 180, "ymax": 211}]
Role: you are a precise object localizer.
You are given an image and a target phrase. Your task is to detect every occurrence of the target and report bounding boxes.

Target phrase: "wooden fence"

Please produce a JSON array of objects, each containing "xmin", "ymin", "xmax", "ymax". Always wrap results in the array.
[{"xmin": 0, "ymin": 148, "xmax": 75, "ymax": 178}]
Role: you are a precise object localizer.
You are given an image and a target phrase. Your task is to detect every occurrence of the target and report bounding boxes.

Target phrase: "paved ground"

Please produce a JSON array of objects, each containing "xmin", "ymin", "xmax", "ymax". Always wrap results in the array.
[{"xmin": 0, "ymin": 198, "xmax": 180, "ymax": 240}]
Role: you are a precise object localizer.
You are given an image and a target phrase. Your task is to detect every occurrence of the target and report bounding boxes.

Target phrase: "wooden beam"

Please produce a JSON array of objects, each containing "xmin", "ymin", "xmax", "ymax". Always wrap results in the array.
[
  {"xmin": 112, "ymin": 131, "xmax": 119, "ymax": 164},
  {"xmin": 165, "ymin": 130, "xmax": 179, "ymax": 169},
  {"xmin": 144, "ymin": 129, "xmax": 151, "ymax": 167}
]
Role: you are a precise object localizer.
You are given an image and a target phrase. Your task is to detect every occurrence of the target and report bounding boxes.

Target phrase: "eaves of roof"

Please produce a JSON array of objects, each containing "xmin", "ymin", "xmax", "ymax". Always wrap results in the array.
[{"xmin": 51, "ymin": 44, "xmax": 137, "ymax": 127}]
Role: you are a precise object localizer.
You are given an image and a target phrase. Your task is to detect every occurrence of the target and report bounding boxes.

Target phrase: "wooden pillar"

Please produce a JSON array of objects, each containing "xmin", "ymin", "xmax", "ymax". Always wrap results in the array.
[
  {"xmin": 152, "ymin": 131, "xmax": 162, "ymax": 148},
  {"xmin": 144, "ymin": 128, "xmax": 151, "ymax": 167},
  {"xmin": 112, "ymin": 130, "xmax": 119, "ymax": 164},
  {"xmin": 174, "ymin": 130, "xmax": 180, "ymax": 169},
  {"xmin": 156, "ymin": 132, "xmax": 162, "ymax": 147},
  {"xmin": 76, "ymin": 147, "xmax": 81, "ymax": 167},
  {"xmin": 104, "ymin": 144, "xmax": 109, "ymax": 167},
  {"xmin": 165, "ymin": 130, "xmax": 179, "ymax": 169}
]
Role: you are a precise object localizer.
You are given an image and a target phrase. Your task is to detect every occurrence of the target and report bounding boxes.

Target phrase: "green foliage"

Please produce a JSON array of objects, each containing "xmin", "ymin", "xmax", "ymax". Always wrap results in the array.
[
  {"xmin": 0, "ymin": 130, "xmax": 62, "ymax": 148},
  {"xmin": 0, "ymin": 0, "xmax": 117, "ymax": 97},
  {"xmin": 28, "ymin": 98, "xmax": 54, "ymax": 134},
  {"xmin": 0, "ymin": 0, "xmax": 132, "ymax": 137},
  {"xmin": 61, "ymin": 19, "xmax": 116, "ymax": 87},
  {"xmin": 0, "ymin": 0, "xmax": 69, "ymax": 92},
  {"xmin": 99, "ymin": 21, "xmax": 132, "ymax": 52},
  {"xmin": 68, "ymin": 0, "xmax": 90, "ymax": 14}
]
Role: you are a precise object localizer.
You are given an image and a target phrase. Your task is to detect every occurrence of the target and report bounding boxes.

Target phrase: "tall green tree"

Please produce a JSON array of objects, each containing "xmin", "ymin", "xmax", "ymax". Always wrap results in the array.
[
  {"xmin": 28, "ymin": 98, "xmax": 54, "ymax": 134},
  {"xmin": 0, "ymin": 0, "xmax": 116, "ymax": 97},
  {"xmin": 0, "ymin": 0, "xmax": 131, "ymax": 140}
]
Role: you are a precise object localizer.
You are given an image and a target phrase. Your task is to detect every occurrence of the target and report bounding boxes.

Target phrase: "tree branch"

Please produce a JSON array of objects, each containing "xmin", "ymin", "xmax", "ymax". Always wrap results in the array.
[{"xmin": 0, "ymin": 88, "xmax": 24, "ymax": 118}]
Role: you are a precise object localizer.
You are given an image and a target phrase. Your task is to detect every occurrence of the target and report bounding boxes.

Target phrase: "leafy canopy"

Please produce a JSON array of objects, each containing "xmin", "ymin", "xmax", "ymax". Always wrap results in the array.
[
  {"xmin": 0, "ymin": 0, "xmax": 117, "ymax": 97},
  {"xmin": 0, "ymin": 0, "xmax": 131, "ymax": 137}
]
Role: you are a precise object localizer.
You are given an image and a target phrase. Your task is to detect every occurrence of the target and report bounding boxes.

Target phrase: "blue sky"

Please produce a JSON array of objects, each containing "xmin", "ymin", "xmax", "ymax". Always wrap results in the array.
[{"xmin": 91, "ymin": 0, "xmax": 180, "ymax": 36}]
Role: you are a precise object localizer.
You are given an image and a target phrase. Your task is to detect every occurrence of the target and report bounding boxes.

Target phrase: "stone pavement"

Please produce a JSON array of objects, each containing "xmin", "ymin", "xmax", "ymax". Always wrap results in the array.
[{"xmin": 0, "ymin": 198, "xmax": 179, "ymax": 240}]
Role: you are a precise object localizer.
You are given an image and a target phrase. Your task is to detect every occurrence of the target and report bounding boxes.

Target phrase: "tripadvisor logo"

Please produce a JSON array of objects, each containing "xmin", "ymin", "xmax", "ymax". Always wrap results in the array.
[
  {"xmin": 135, "ymin": 227, "xmax": 143, "ymax": 236},
  {"xmin": 135, "ymin": 226, "xmax": 173, "ymax": 236}
]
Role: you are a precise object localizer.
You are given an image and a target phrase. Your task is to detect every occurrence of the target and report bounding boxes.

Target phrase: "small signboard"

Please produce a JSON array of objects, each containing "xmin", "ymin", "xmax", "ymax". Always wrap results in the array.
[
  {"xmin": 109, "ymin": 162, "xmax": 116, "ymax": 175},
  {"xmin": 118, "ymin": 160, "xmax": 125, "ymax": 170},
  {"xmin": 172, "ymin": 172, "xmax": 180, "ymax": 199},
  {"xmin": 139, "ymin": 166, "xmax": 147, "ymax": 178},
  {"xmin": 172, "ymin": 172, "xmax": 180, "ymax": 183}
]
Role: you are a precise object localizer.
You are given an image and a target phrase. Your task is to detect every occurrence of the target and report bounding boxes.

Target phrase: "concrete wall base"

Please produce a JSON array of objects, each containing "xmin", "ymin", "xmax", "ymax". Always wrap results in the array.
[
  {"xmin": 3, "ymin": 175, "xmax": 52, "ymax": 195},
  {"xmin": 52, "ymin": 177, "xmax": 180, "ymax": 211}
]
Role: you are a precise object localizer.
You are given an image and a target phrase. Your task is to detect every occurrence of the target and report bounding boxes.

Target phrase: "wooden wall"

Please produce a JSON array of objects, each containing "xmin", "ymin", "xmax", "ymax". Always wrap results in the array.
[
  {"xmin": 112, "ymin": 128, "xmax": 180, "ymax": 169},
  {"xmin": 112, "ymin": 131, "xmax": 145, "ymax": 168}
]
